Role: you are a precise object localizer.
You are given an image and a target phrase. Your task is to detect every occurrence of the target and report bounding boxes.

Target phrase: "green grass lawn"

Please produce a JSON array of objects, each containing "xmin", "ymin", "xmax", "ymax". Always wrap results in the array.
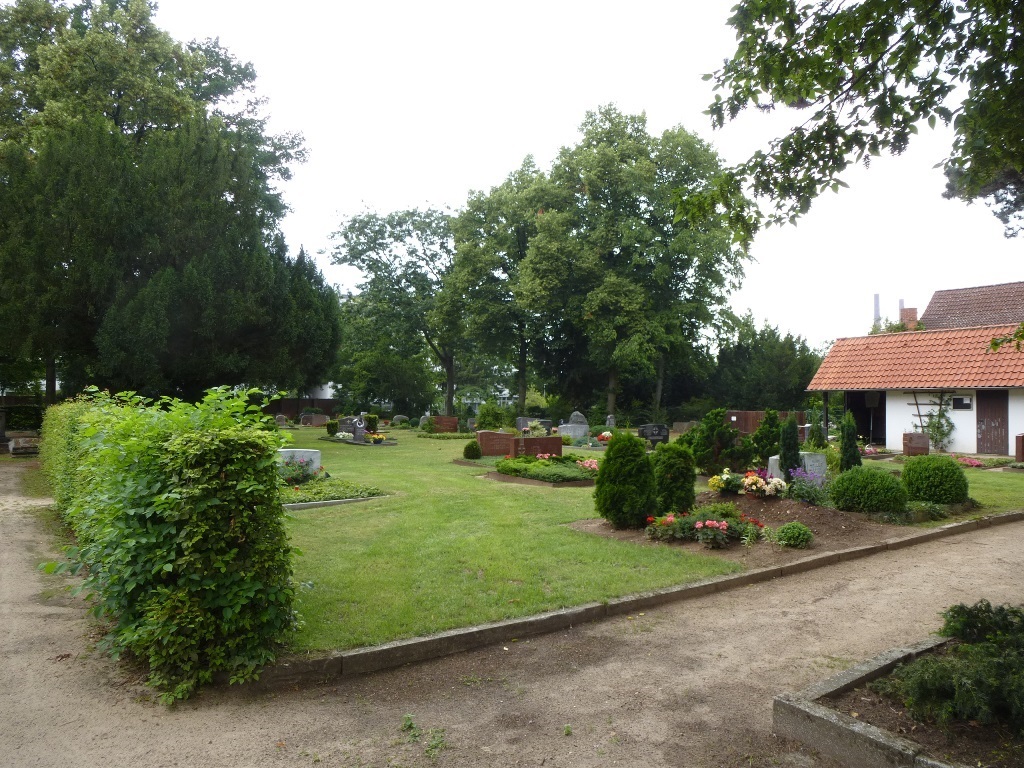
[{"xmin": 283, "ymin": 431, "xmax": 740, "ymax": 651}]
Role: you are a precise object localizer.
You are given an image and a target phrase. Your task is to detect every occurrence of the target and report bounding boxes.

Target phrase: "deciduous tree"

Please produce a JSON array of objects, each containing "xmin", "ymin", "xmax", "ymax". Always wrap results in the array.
[{"xmin": 692, "ymin": 0, "xmax": 1024, "ymax": 240}]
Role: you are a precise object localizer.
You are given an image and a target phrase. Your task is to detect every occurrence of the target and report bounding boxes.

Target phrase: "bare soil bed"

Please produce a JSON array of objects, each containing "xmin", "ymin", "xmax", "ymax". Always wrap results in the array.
[
  {"xmin": 826, "ymin": 673, "xmax": 1024, "ymax": 767},
  {"xmin": 570, "ymin": 491, "xmax": 911, "ymax": 569}
]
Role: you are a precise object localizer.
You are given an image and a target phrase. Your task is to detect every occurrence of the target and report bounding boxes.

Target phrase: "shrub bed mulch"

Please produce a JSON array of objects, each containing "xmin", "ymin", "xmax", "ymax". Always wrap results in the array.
[
  {"xmin": 570, "ymin": 491, "xmax": 933, "ymax": 569},
  {"xmin": 824, "ymin": 647, "xmax": 1024, "ymax": 768}
]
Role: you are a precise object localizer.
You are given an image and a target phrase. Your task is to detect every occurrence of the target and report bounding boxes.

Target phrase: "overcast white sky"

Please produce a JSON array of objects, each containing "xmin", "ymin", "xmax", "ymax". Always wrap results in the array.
[{"xmin": 154, "ymin": 0, "xmax": 1020, "ymax": 350}]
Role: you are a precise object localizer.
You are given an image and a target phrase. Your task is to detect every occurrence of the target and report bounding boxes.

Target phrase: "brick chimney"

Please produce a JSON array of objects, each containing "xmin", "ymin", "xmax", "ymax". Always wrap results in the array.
[{"xmin": 900, "ymin": 307, "xmax": 918, "ymax": 328}]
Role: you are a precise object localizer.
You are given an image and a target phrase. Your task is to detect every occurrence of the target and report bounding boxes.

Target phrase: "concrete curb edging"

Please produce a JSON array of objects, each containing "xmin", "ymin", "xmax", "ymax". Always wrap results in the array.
[
  {"xmin": 249, "ymin": 511, "xmax": 1024, "ymax": 691},
  {"xmin": 283, "ymin": 496, "xmax": 388, "ymax": 511},
  {"xmin": 773, "ymin": 637, "xmax": 967, "ymax": 768}
]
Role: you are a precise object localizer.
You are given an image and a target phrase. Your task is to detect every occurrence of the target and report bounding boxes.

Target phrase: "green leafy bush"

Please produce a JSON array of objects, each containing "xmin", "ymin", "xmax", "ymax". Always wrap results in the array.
[
  {"xmin": 594, "ymin": 432, "xmax": 655, "ymax": 529},
  {"xmin": 651, "ymin": 442, "xmax": 697, "ymax": 514},
  {"xmin": 676, "ymin": 408, "xmax": 753, "ymax": 476},
  {"xmin": 873, "ymin": 600, "xmax": 1024, "ymax": 730},
  {"xmin": 829, "ymin": 466, "xmax": 908, "ymax": 514},
  {"xmin": 363, "ymin": 414, "xmax": 379, "ymax": 433},
  {"xmin": 475, "ymin": 399, "xmax": 512, "ymax": 431},
  {"xmin": 750, "ymin": 409, "xmax": 781, "ymax": 468},
  {"xmin": 902, "ymin": 455, "xmax": 969, "ymax": 504},
  {"xmin": 775, "ymin": 521, "xmax": 813, "ymax": 548},
  {"xmin": 463, "ymin": 439, "xmax": 482, "ymax": 460},
  {"xmin": 409, "ymin": 417, "xmax": 420, "ymax": 428},
  {"xmin": 325, "ymin": 419, "xmax": 339, "ymax": 436},
  {"xmin": 419, "ymin": 415, "xmax": 437, "ymax": 433},
  {"xmin": 40, "ymin": 388, "xmax": 295, "ymax": 702},
  {"xmin": 839, "ymin": 412, "xmax": 862, "ymax": 472}
]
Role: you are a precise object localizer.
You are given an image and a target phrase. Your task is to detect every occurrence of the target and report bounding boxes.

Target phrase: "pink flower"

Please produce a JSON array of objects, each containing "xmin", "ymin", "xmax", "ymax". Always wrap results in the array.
[
  {"xmin": 695, "ymin": 521, "xmax": 704, "ymax": 529},
  {"xmin": 720, "ymin": 521, "xmax": 728, "ymax": 530},
  {"xmin": 665, "ymin": 514, "xmax": 675, "ymax": 524}
]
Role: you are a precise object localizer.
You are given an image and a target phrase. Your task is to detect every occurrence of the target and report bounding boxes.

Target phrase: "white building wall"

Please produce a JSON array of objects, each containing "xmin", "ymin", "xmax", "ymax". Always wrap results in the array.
[
  {"xmin": 1010, "ymin": 390, "xmax": 1024, "ymax": 456},
  {"xmin": 884, "ymin": 390, "xmax": 978, "ymax": 454}
]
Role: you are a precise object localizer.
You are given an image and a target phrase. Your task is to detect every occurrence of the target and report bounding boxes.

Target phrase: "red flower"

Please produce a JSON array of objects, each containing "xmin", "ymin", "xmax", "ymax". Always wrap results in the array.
[{"xmin": 646, "ymin": 516, "xmax": 655, "ymax": 524}]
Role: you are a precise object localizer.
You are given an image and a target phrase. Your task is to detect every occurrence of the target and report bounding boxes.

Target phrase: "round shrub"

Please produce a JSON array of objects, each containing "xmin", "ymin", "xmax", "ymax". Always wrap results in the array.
[
  {"xmin": 409, "ymin": 417, "xmax": 420, "ymax": 428},
  {"xmin": 463, "ymin": 439, "xmax": 482, "ymax": 460},
  {"xmin": 901, "ymin": 455, "xmax": 969, "ymax": 504},
  {"xmin": 775, "ymin": 521, "xmax": 813, "ymax": 548},
  {"xmin": 829, "ymin": 466, "xmax": 908, "ymax": 514},
  {"xmin": 652, "ymin": 442, "xmax": 697, "ymax": 514},
  {"xmin": 325, "ymin": 419, "xmax": 339, "ymax": 436},
  {"xmin": 594, "ymin": 432, "xmax": 655, "ymax": 529}
]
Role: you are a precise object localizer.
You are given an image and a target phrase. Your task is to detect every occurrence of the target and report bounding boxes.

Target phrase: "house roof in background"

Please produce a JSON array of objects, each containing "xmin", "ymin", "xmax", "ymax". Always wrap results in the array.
[
  {"xmin": 807, "ymin": 325, "xmax": 1024, "ymax": 391},
  {"xmin": 920, "ymin": 281, "xmax": 1024, "ymax": 329}
]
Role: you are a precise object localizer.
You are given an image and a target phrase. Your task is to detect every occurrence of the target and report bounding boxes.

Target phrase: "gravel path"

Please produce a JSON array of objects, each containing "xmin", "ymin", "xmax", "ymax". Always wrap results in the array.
[{"xmin": 2, "ymin": 459, "xmax": 1022, "ymax": 768}]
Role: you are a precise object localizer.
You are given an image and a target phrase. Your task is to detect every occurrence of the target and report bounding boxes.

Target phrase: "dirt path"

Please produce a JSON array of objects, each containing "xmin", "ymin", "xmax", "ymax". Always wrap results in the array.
[{"xmin": 2, "ymin": 460, "xmax": 1023, "ymax": 768}]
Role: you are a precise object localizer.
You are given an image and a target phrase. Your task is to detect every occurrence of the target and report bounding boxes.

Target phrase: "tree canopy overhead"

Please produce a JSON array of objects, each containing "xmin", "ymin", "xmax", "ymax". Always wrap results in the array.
[
  {"xmin": 0, "ymin": 0, "xmax": 334, "ymax": 400},
  {"xmin": 696, "ymin": 0, "xmax": 1024, "ymax": 241}
]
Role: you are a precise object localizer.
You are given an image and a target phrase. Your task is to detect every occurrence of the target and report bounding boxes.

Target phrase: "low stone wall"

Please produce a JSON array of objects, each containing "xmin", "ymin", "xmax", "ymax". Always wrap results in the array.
[{"xmin": 476, "ymin": 432, "xmax": 563, "ymax": 458}]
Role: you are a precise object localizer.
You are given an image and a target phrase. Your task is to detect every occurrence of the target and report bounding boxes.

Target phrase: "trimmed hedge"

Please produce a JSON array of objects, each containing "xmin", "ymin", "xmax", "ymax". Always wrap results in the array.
[
  {"xmin": 40, "ymin": 388, "xmax": 295, "ymax": 702},
  {"xmin": 902, "ymin": 455, "xmax": 969, "ymax": 504},
  {"xmin": 829, "ymin": 465, "xmax": 908, "ymax": 514}
]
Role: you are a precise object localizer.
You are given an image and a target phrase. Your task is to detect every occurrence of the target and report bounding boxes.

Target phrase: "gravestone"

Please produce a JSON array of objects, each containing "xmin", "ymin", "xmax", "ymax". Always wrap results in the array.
[
  {"xmin": 637, "ymin": 423, "xmax": 670, "ymax": 446},
  {"xmin": 299, "ymin": 414, "xmax": 312, "ymax": 426},
  {"xmin": 277, "ymin": 448, "xmax": 321, "ymax": 471},
  {"xmin": 466, "ymin": 417, "xmax": 476, "ymax": 432},
  {"xmin": 309, "ymin": 414, "xmax": 328, "ymax": 427},
  {"xmin": 767, "ymin": 451, "xmax": 827, "ymax": 485},
  {"xmin": 392, "ymin": 415, "xmax": 409, "ymax": 424},
  {"xmin": 560, "ymin": 411, "xmax": 590, "ymax": 441},
  {"xmin": 274, "ymin": 414, "xmax": 288, "ymax": 427},
  {"xmin": 515, "ymin": 416, "xmax": 531, "ymax": 431},
  {"xmin": 605, "ymin": 414, "xmax": 616, "ymax": 428}
]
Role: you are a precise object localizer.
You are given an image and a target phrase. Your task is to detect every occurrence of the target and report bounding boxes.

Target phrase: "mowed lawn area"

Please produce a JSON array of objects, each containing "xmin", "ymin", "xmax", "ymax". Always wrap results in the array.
[{"xmin": 283, "ymin": 431, "xmax": 741, "ymax": 652}]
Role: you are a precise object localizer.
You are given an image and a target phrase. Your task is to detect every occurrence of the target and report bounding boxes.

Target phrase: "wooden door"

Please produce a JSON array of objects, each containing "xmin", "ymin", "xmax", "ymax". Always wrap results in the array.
[{"xmin": 976, "ymin": 390, "xmax": 1009, "ymax": 455}]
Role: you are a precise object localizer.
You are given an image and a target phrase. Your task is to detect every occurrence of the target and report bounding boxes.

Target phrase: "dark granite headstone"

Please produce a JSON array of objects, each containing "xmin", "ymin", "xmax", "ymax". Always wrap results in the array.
[{"xmin": 637, "ymin": 423, "xmax": 670, "ymax": 446}]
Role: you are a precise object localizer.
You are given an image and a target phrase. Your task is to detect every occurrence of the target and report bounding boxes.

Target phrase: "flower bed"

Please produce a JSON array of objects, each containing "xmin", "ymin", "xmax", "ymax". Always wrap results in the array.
[
  {"xmin": 495, "ymin": 453, "xmax": 598, "ymax": 483},
  {"xmin": 280, "ymin": 477, "xmax": 385, "ymax": 504}
]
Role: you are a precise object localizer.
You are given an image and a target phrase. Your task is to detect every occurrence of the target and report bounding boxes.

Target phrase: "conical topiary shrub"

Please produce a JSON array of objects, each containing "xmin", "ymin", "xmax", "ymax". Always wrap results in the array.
[
  {"xmin": 778, "ymin": 415, "xmax": 801, "ymax": 482},
  {"xmin": 652, "ymin": 441, "xmax": 697, "ymax": 515},
  {"xmin": 840, "ymin": 411, "xmax": 862, "ymax": 472},
  {"xmin": 594, "ymin": 432, "xmax": 656, "ymax": 529}
]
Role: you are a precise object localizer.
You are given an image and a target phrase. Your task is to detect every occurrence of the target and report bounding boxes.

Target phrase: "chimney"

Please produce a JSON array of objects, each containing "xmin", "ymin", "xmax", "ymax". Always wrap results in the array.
[
  {"xmin": 900, "ymin": 307, "xmax": 918, "ymax": 328},
  {"xmin": 873, "ymin": 294, "xmax": 880, "ymax": 325}
]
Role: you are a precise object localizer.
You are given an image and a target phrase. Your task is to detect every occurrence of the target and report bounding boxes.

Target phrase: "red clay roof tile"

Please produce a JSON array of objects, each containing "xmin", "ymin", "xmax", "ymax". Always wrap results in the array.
[{"xmin": 808, "ymin": 325, "xmax": 1024, "ymax": 390}]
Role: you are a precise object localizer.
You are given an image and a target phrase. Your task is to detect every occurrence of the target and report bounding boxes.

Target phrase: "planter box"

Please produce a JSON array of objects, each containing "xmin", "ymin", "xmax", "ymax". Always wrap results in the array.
[
  {"xmin": 476, "ymin": 431, "xmax": 563, "ymax": 458},
  {"xmin": 903, "ymin": 432, "xmax": 930, "ymax": 456}
]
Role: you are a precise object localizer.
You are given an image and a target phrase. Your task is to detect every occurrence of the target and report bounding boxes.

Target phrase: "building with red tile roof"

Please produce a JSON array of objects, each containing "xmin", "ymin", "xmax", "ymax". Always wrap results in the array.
[
  {"xmin": 808, "ymin": 325, "xmax": 1024, "ymax": 455},
  {"xmin": 919, "ymin": 281, "xmax": 1024, "ymax": 330}
]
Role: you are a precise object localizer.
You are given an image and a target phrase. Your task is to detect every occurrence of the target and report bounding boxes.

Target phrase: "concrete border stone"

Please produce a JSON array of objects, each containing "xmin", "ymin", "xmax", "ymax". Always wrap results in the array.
[
  {"xmin": 283, "ymin": 496, "xmax": 387, "ymax": 511},
  {"xmin": 773, "ymin": 636, "xmax": 968, "ymax": 768}
]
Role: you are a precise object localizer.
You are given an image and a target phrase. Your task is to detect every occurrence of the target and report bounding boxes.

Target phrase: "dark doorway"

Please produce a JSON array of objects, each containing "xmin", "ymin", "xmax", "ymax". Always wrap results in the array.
[
  {"xmin": 845, "ymin": 391, "xmax": 887, "ymax": 445},
  {"xmin": 976, "ymin": 390, "xmax": 1009, "ymax": 455}
]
